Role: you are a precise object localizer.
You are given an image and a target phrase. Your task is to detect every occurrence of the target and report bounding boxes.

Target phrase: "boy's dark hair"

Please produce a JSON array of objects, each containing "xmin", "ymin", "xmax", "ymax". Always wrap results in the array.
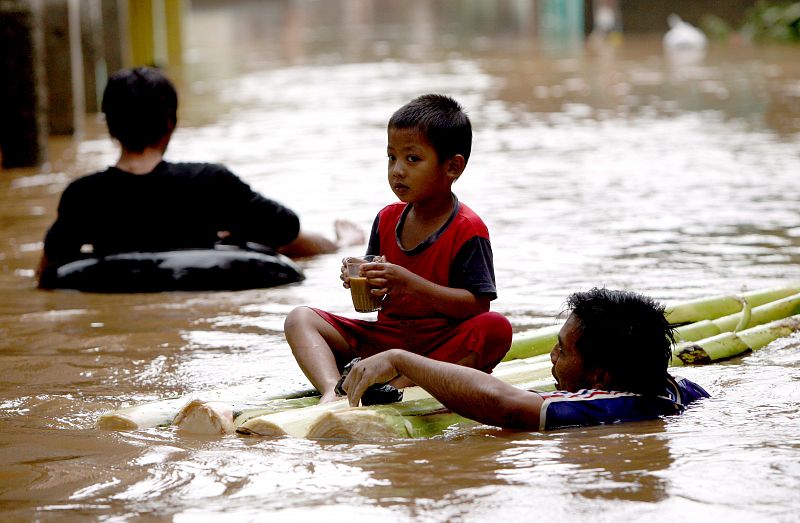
[
  {"xmin": 388, "ymin": 94, "xmax": 472, "ymax": 164},
  {"xmin": 565, "ymin": 288, "xmax": 674, "ymax": 396},
  {"xmin": 101, "ymin": 67, "xmax": 178, "ymax": 152}
]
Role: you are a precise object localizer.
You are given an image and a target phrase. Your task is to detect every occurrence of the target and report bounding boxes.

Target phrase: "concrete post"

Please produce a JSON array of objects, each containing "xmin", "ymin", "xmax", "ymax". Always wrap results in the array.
[
  {"xmin": 0, "ymin": 0, "xmax": 48, "ymax": 168},
  {"xmin": 128, "ymin": 0, "xmax": 154, "ymax": 66},
  {"xmin": 80, "ymin": 0, "xmax": 103, "ymax": 112},
  {"xmin": 127, "ymin": 0, "xmax": 183, "ymax": 67},
  {"xmin": 102, "ymin": 0, "xmax": 129, "ymax": 75},
  {"xmin": 164, "ymin": 0, "xmax": 184, "ymax": 68},
  {"xmin": 538, "ymin": 0, "xmax": 585, "ymax": 55},
  {"xmin": 43, "ymin": 0, "xmax": 84, "ymax": 135}
]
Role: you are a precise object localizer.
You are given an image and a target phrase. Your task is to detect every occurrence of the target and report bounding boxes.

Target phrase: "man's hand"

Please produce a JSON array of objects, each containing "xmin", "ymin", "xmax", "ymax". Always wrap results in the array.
[{"xmin": 341, "ymin": 350, "xmax": 402, "ymax": 407}]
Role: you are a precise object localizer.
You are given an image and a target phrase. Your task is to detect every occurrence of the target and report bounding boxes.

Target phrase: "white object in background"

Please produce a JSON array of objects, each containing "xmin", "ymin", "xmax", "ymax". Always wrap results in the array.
[{"xmin": 663, "ymin": 13, "xmax": 708, "ymax": 50}]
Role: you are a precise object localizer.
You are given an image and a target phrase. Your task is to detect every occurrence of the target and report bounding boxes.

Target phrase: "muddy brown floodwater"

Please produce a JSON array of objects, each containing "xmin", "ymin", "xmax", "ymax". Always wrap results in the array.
[{"xmin": 2, "ymin": 1, "xmax": 800, "ymax": 521}]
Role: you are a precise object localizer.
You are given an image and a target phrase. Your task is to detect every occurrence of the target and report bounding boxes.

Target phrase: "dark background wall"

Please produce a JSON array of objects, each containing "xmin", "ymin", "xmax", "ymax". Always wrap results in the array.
[{"xmin": 611, "ymin": 0, "xmax": 759, "ymax": 32}]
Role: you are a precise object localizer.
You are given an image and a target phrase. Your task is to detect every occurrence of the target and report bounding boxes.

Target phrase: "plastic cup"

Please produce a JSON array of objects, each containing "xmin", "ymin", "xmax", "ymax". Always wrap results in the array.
[{"xmin": 346, "ymin": 255, "xmax": 384, "ymax": 312}]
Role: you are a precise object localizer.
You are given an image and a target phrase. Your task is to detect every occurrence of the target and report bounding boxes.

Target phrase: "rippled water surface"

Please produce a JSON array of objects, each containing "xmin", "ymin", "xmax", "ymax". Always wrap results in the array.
[{"xmin": 2, "ymin": 1, "xmax": 800, "ymax": 521}]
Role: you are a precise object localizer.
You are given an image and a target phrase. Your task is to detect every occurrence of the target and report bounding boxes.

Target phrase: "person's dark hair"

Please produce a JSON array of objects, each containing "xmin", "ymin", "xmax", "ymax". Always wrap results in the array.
[
  {"xmin": 101, "ymin": 67, "xmax": 178, "ymax": 152},
  {"xmin": 565, "ymin": 288, "xmax": 675, "ymax": 396},
  {"xmin": 388, "ymin": 94, "xmax": 472, "ymax": 165}
]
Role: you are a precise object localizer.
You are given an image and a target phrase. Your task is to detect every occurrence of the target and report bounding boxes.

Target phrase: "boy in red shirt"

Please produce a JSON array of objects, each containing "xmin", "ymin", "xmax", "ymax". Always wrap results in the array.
[{"xmin": 285, "ymin": 94, "xmax": 512, "ymax": 404}]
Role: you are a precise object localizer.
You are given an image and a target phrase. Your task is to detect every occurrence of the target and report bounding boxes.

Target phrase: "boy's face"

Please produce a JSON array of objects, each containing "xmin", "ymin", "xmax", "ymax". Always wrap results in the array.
[{"xmin": 386, "ymin": 127, "xmax": 457, "ymax": 204}]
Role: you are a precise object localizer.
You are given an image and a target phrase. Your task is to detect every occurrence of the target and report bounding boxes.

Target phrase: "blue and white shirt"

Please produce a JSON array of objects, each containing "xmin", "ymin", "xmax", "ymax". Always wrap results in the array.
[{"xmin": 537, "ymin": 375, "xmax": 710, "ymax": 430}]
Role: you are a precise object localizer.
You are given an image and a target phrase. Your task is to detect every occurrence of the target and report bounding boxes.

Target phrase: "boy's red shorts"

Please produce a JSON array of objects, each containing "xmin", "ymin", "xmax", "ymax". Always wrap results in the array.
[{"xmin": 311, "ymin": 308, "xmax": 512, "ymax": 372}]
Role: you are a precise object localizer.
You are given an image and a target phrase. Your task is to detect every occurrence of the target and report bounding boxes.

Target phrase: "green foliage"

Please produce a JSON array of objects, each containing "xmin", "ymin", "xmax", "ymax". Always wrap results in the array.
[
  {"xmin": 701, "ymin": 2, "xmax": 800, "ymax": 43},
  {"xmin": 700, "ymin": 14, "xmax": 735, "ymax": 42},
  {"xmin": 741, "ymin": 1, "xmax": 800, "ymax": 42}
]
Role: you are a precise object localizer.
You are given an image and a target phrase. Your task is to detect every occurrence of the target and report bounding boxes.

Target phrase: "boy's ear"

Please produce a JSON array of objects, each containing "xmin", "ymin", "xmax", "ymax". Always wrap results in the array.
[{"xmin": 445, "ymin": 154, "xmax": 466, "ymax": 181}]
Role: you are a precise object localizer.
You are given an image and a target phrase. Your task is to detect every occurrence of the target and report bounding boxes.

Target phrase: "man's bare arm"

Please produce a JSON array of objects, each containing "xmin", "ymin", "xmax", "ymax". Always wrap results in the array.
[{"xmin": 342, "ymin": 349, "xmax": 544, "ymax": 430}]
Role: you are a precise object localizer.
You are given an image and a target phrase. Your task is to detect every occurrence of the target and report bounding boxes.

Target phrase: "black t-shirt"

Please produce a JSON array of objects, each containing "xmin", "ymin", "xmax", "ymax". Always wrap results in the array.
[{"xmin": 42, "ymin": 161, "xmax": 300, "ymax": 267}]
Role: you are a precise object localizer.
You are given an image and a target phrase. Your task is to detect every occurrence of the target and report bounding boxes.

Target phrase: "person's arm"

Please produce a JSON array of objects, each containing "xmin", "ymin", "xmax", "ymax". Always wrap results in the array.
[
  {"xmin": 38, "ymin": 222, "xmax": 80, "ymax": 288},
  {"xmin": 365, "ymin": 215, "xmax": 381, "ymax": 256},
  {"xmin": 280, "ymin": 218, "xmax": 366, "ymax": 258},
  {"xmin": 213, "ymin": 167, "xmax": 301, "ymax": 248},
  {"xmin": 38, "ymin": 183, "xmax": 91, "ymax": 287},
  {"xmin": 278, "ymin": 231, "xmax": 337, "ymax": 257},
  {"xmin": 342, "ymin": 349, "xmax": 544, "ymax": 430},
  {"xmin": 240, "ymin": 193, "xmax": 301, "ymax": 248},
  {"xmin": 36, "ymin": 252, "xmax": 56, "ymax": 289}
]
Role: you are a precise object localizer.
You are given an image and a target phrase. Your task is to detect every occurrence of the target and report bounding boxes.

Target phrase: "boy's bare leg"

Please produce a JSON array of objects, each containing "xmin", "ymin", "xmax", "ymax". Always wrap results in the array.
[{"xmin": 285, "ymin": 306, "xmax": 354, "ymax": 403}]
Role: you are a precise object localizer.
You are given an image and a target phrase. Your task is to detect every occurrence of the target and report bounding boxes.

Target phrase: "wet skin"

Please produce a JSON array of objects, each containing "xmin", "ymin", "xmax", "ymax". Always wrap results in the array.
[
  {"xmin": 550, "ymin": 313, "xmax": 605, "ymax": 391},
  {"xmin": 387, "ymin": 127, "xmax": 460, "ymax": 211}
]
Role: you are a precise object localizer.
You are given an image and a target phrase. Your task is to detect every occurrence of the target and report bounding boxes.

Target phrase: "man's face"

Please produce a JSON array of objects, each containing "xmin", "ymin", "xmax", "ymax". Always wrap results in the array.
[{"xmin": 550, "ymin": 313, "xmax": 602, "ymax": 391}]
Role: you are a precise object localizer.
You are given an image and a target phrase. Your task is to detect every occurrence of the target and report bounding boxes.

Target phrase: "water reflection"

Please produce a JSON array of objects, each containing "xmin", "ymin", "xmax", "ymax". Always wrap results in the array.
[{"xmin": 552, "ymin": 424, "xmax": 671, "ymax": 502}]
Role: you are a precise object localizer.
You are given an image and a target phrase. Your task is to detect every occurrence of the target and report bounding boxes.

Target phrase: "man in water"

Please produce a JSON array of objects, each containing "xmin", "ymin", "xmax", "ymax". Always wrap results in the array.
[
  {"xmin": 38, "ymin": 66, "xmax": 363, "ymax": 287},
  {"xmin": 341, "ymin": 288, "xmax": 709, "ymax": 430}
]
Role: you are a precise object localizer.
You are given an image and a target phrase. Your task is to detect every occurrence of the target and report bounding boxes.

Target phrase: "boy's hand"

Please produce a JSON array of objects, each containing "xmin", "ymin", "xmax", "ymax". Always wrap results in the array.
[
  {"xmin": 360, "ymin": 261, "xmax": 419, "ymax": 297},
  {"xmin": 341, "ymin": 255, "xmax": 385, "ymax": 289},
  {"xmin": 340, "ymin": 257, "xmax": 351, "ymax": 289}
]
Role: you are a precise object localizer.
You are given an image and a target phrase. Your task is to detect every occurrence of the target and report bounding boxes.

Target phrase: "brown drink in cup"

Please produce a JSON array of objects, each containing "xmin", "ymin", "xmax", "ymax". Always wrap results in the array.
[{"xmin": 346, "ymin": 255, "xmax": 384, "ymax": 312}]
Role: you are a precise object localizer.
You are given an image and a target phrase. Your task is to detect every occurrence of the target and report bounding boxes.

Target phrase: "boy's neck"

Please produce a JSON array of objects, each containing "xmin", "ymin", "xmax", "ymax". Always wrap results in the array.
[
  {"xmin": 400, "ymin": 192, "xmax": 456, "ymax": 250},
  {"xmin": 409, "ymin": 191, "xmax": 456, "ymax": 221},
  {"xmin": 115, "ymin": 146, "xmax": 165, "ymax": 175}
]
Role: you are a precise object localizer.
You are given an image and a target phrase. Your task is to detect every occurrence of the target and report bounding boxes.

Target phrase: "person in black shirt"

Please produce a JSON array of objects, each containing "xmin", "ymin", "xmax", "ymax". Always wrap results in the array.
[{"xmin": 38, "ymin": 67, "xmax": 362, "ymax": 287}]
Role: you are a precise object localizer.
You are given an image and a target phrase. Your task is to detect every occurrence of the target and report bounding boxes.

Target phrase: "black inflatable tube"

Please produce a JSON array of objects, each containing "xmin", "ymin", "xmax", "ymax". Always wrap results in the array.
[{"xmin": 48, "ymin": 245, "xmax": 305, "ymax": 293}]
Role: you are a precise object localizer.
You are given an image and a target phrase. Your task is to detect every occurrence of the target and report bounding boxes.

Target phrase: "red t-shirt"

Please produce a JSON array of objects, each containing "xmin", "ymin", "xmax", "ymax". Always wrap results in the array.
[{"xmin": 366, "ymin": 195, "xmax": 497, "ymax": 320}]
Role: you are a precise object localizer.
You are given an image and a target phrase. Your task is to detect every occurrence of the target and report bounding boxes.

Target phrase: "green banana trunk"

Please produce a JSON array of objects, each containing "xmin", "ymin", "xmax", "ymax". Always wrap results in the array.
[
  {"xmin": 305, "ymin": 375, "xmax": 557, "ymax": 440},
  {"xmin": 505, "ymin": 284, "xmax": 800, "ymax": 360},
  {"xmin": 237, "ymin": 355, "xmax": 555, "ymax": 438},
  {"xmin": 674, "ymin": 291, "xmax": 800, "ymax": 342},
  {"xmin": 664, "ymin": 284, "xmax": 800, "ymax": 324},
  {"xmin": 672, "ymin": 314, "xmax": 800, "ymax": 365},
  {"xmin": 96, "ymin": 382, "xmax": 317, "ymax": 430}
]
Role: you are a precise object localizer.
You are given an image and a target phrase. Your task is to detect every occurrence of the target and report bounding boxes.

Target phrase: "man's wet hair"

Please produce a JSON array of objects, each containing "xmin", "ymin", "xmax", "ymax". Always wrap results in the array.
[
  {"xmin": 101, "ymin": 67, "xmax": 178, "ymax": 152},
  {"xmin": 565, "ymin": 288, "xmax": 675, "ymax": 396},
  {"xmin": 388, "ymin": 94, "xmax": 472, "ymax": 165}
]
